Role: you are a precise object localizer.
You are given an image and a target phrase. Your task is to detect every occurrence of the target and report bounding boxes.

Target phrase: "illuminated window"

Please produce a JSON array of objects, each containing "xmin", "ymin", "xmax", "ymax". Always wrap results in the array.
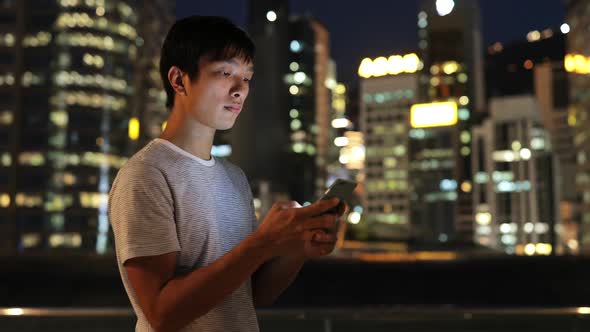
[
  {"xmin": 1, "ymin": 153, "xmax": 11, "ymax": 166},
  {"xmin": 23, "ymin": 31, "xmax": 52, "ymax": 47},
  {"xmin": 15, "ymin": 193, "xmax": 43, "ymax": 207},
  {"xmin": 0, "ymin": 33, "xmax": 15, "ymax": 47},
  {"xmin": 22, "ymin": 233, "xmax": 42, "ymax": 248},
  {"xmin": 19, "ymin": 152, "xmax": 45, "ymax": 166},
  {"xmin": 0, "ymin": 112, "xmax": 13, "ymax": 125},
  {"xmin": 49, "ymin": 232, "xmax": 82, "ymax": 248},
  {"xmin": 79, "ymin": 192, "xmax": 108, "ymax": 208},
  {"xmin": 0, "ymin": 193, "xmax": 10, "ymax": 207}
]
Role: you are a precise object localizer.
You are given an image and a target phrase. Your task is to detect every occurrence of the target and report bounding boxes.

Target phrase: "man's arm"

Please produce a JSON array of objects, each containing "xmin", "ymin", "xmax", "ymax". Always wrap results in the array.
[
  {"xmin": 125, "ymin": 199, "xmax": 339, "ymax": 332},
  {"xmin": 251, "ymin": 255, "xmax": 306, "ymax": 307},
  {"xmin": 251, "ymin": 203, "xmax": 346, "ymax": 306},
  {"xmin": 126, "ymin": 232, "xmax": 269, "ymax": 332},
  {"xmin": 251, "ymin": 227, "xmax": 340, "ymax": 306}
]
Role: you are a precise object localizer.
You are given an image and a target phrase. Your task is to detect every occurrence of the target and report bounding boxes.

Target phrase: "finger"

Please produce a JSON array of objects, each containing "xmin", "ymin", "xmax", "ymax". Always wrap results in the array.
[
  {"xmin": 337, "ymin": 202, "xmax": 348, "ymax": 216},
  {"xmin": 271, "ymin": 201, "xmax": 301, "ymax": 212},
  {"xmin": 308, "ymin": 243, "xmax": 336, "ymax": 256},
  {"xmin": 301, "ymin": 214, "xmax": 339, "ymax": 232},
  {"xmin": 296, "ymin": 198, "xmax": 340, "ymax": 218},
  {"xmin": 311, "ymin": 231, "xmax": 337, "ymax": 243}
]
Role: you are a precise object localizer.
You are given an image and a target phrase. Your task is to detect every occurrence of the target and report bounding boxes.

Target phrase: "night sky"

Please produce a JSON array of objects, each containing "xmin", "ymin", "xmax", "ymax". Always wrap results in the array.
[{"xmin": 175, "ymin": 0, "xmax": 565, "ymax": 87}]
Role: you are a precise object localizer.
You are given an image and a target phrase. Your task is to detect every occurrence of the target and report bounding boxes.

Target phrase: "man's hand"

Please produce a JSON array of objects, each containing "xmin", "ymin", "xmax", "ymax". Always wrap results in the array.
[
  {"xmin": 254, "ymin": 198, "xmax": 342, "ymax": 258},
  {"xmin": 302, "ymin": 201, "xmax": 347, "ymax": 258}
]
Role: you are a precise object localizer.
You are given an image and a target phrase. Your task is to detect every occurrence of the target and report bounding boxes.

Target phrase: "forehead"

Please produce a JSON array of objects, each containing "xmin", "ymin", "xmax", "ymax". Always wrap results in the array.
[{"xmin": 201, "ymin": 57, "xmax": 254, "ymax": 71}]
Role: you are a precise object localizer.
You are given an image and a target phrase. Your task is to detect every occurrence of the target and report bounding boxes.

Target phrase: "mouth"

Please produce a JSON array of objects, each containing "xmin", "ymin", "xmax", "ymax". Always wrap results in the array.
[{"xmin": 224, "ymin": 105, "xmax": 242, "ymax": 114}]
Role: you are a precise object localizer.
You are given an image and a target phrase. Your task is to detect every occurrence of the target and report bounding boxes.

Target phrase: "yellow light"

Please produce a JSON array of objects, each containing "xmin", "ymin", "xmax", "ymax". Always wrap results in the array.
[
  {"xmin": 524, "ymin": 243, "xmax": 536, "ymax": 256},
  {"xmin": 577, "ymin": 307, "xmax": 590, "ymax": 315},
  {"xmin": 372, "ymin": 57, "xmax": 388, "ymax": 77},
  {"xmin": 0, "ymin": 193, "xmax": 10, "ymax": 207},
  {"xmin": 335, "ymin": 83, "xmax": 346, "ymax": 94},
  {"xmin": 161, "ymin": 121, "xmax": 167, "ymax": 132},
  {"xmin": 358, "ymin": 53, "xmax": 422, "ymax": 78},
  {"xmin": 388, "ymin": 55, "xmax": 404, "ymax": 74},
  {"xmin": 564, "ymin": 54, "xmax": 575, "ymax": 72},
  {"xmin": 3, "ymin": 308, "xmax": 24, "ymax": 316},
  {"xmin": 535, "ymin": 243, "xmax": 552, "ymax": 255},
  {"xmin": 410, "ymin": 101, "xmax": 458, "ymax": 128},
  {"xmin": 96, "ymin": 6, "xmax": 105, "ymax": 16},
  {"xmin": 461, "ymin": 181, "xmax": 472, "ymax": 193},
  {"xmin": 128, "ymin": 117, "xmax": 139, "ymax": 140},
  {"xmin": 442, "ymin": 61, "xmax": 459, "ymax": 74},
  {"xmin": 459, "ymin": 96, "xmax": 469, "ymax": 105},
  {"xmin": 358, "ymin": 58, "xmax": 373, "ymax": 78},
  {"xmin": 475, "ymin": 212, "xmax": 491, "ymax": 225},
  {"xmin": 289, "ymin": 85, "xmax": 299, "ymax": 95}
]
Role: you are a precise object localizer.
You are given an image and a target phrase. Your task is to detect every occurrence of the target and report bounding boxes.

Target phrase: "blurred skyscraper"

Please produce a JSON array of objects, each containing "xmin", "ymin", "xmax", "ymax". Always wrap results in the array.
[
  {"xmin": 0, "ymin": 0, "xmax": 173, "ymax": 254},
  {"xmin": 358, "ymin": 53, "xmax": 420, "ymax": 241},
  {"xmin": 411, "ymin": 0, "xmax": 485, "ymax": 245},
  {"xmin": 565, "ymin": 0, "xmax": 590, "ymax": 253},
  {"xmin": 472, "ymin": 95, "xmax": 560, "ymax": 256},
  {"xmin": 231, "ymin": 0, "xmax": 334, "ymax": 210},
  {"xmin": 485, "ymin": 27, "xmax": 577, "ymax": 254}
]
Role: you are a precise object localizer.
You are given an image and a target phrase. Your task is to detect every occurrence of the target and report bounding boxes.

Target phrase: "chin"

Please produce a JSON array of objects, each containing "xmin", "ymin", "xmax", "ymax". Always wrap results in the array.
[{"xmin": 216, "ymin": 120, "xmax": 237, "ymax": 131}]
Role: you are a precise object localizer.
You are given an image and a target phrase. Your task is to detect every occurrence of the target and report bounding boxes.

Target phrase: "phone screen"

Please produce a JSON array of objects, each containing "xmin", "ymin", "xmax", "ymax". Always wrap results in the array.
[{"xmin": 319, "ymin": 179, "xmax": 357, "ymax": 214}]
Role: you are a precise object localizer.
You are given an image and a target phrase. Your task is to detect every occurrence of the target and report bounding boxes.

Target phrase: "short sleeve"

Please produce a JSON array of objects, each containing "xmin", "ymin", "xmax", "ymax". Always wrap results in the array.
[{"xmin": 108, "ymin": 162, "xmax": 180, "ymax": 264}]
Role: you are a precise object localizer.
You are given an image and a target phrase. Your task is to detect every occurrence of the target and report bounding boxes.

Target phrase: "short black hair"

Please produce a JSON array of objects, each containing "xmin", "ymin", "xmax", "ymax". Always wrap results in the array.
[{"xmin": 159, "ymin": 16, "xmax": 255, "ymax": 108}]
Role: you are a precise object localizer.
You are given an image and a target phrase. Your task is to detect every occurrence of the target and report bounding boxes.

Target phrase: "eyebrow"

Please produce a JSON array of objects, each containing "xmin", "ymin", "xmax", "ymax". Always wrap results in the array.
[{"xmin": 224, "ymin": 59, "xmax": 254, "ymax": 72}]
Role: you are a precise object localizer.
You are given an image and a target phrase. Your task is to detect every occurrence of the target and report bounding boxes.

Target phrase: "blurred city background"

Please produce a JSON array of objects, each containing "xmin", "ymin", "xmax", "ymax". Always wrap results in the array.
[{"xmin": 2, "ymin": 0, "xmax": 590, "ymax": 331}]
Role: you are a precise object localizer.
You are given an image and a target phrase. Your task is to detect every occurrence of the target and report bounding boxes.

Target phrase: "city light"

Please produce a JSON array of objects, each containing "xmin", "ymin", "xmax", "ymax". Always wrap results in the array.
[
  {"xmin": 560, "ymin": 23, "xmax": 570, "ymax": 34},
  {"xmin": 334, "ymin": 136, "xmax": 349, "ymax": 147},
  {"xmin": 266, "ymin": 10, "xmax": 277, "ymax": 22},
  {"xmin": 331, "ymin": 118, "xmax": 350, "ymax": 128},
  {"xmin": 348, "ymin": 211, "xmax": 361, "ymax": 224},
  {"xmin": 565, "ymin": 54, "xmax": 590, "ymax": 74},
  {"xmin": 524, "ymin": 243, "xmax": 536, "ymax": 256},
  {"xmin": 128, "ymin": 117, "xmax": 139, "ymax": 140},
  {"xmin": 289, "ymin": 62, "xmax": 299, "ymax": 71},
  {"xmin": 2, "ymin": 308, "xmax": 24, "ymax": 316},
  {"xmin": 410, "ymin": 101, "xmax": 458, "ymax": 128},
  {"xmin": 475, "ymin": 212, "xmax": 492, "ymax": 225},
  {"xmin": 293, "ymin": 71, "xmax": 306, "ymax": 84},
  {"xmin": 520, "ymin": 148, "xmax": 532, "ymax": 160},
  {"xmin": 535, "ymin": 243, "xmax": 552, "ymax": 255},
  {"xmin": 290, "ymin": 40, "xmax": 301, "ymax": 52},
  {"xmin": 436, "ymin": 0, "xmax": 455, "ymax": 16},
  {"xmin": 578, "ymin": 307, "xmax": 590, "ymax": 315},
  {"xmin": 0, "ymin": 193, "xmax": 9, "ymax": 207},
  {"xmin": 442, "ymin": 61, "xmax": 459, "ymax": 74},
  {"xmin": 358, "ymin": 53, "xmax": 422, "ymax": 78},
  {"xmin": 526, "ymin": 30, "xmax": 541, "ymax": 42},
  {"xmin": 289, "ymin": 85, "xmax": 299, "ymax": 95}
]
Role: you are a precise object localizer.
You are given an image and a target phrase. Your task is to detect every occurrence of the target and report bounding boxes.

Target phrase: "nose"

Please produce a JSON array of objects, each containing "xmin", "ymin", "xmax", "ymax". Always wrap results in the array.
[{"xmin": 230, "ymin": 79, "xmax": 248, "ymax": 99}]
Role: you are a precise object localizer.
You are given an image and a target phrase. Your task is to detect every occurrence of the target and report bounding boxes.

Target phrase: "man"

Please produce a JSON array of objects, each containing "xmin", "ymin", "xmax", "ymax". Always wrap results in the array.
[{"xmin": 108, "ymin": 16, "xmax": 344, "ymax": 332}]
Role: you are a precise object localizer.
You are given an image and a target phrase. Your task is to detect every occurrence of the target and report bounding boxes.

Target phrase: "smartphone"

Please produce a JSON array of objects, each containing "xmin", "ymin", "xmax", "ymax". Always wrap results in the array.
[{"xmin": 319, "ymin": 179, "xmax": 358, "ymax": 214}]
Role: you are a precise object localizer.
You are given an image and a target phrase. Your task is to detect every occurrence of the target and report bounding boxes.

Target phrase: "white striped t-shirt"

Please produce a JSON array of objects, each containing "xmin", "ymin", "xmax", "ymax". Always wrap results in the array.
[{"xmin": 108, "ymin": 138, "xmax": 259, "ymax": 332}]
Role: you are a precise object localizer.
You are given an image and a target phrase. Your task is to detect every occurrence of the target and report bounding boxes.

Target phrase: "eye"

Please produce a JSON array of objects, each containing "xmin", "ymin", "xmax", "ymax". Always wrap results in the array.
[{"xmin": 222, "ymin": 71, "xmax": 231, "ymax": 76}]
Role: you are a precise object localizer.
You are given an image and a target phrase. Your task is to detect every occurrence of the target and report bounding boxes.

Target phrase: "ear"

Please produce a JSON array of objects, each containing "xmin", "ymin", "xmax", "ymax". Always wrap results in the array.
[{"xmin": 167, "ymin": 66, "xmax": 187, "ymax": 96}]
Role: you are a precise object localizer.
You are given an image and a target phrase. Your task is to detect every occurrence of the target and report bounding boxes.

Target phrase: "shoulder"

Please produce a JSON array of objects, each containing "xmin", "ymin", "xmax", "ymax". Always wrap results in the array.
[{"xmin": 217, "ymin": 158, "xmax": 247, "ymax": 179}]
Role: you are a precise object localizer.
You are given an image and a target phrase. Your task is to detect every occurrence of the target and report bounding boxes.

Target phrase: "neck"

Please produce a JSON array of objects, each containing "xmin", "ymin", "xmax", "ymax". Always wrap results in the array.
[{"xmin": 159, "ymin": 106, "xmax": 215, "ymax": 161}]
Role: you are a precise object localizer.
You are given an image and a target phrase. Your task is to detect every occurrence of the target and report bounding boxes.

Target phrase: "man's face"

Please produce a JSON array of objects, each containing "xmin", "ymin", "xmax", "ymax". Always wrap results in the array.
[{"xmin": 184, "ymin": 56, "xmax": 254, "ymax": 131}]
